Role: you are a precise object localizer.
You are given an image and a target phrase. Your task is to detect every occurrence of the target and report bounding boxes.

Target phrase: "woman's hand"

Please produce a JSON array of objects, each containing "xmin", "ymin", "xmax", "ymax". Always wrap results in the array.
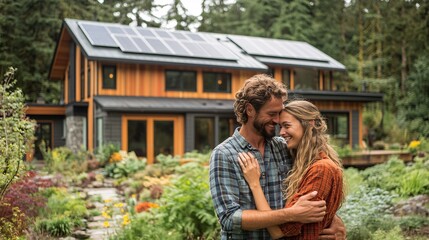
[{"xmin": 238, "ymin": 152, "xmax": 261, "ymax": 189}]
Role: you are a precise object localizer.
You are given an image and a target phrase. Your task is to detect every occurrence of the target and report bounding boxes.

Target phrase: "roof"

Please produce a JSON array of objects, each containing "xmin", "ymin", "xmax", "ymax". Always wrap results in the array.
[
  {"xmin": 93, "ymin": 96, "xmax": 235, "ymax": 113},
  {"xmin": 289, "ymin": 90, "xmax": 383, "ymax": 102},
  {"xmin": 50, "ymin": 19, "xmax": 347, "ymax": 79},
  {"xmin": 61, "ymin": 19, "xmax": 267, "ymax": 72},
  {"xmin": 227, "ymin": 35, "xmax": 346, "ymax": 71}
]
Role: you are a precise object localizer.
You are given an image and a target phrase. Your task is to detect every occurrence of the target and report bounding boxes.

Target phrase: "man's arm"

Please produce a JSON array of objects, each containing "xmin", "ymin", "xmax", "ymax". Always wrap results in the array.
[
  {"xmin": 318, "ymin": 215, "xmax": 346, "ymax": 240},
  {"xmin": 238, "ymin": 152, "xmax": 326, "ymax": 233}
]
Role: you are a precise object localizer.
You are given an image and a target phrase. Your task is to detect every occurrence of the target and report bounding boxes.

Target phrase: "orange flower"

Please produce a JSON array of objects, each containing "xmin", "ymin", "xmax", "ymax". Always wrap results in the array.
[
  {"xmin": 109, "ymin": 152, "xmax": 122, "ymax": 163},
  {"xmin": 135, "ymin": 202, "xmax": 159, "ymax": 213}
]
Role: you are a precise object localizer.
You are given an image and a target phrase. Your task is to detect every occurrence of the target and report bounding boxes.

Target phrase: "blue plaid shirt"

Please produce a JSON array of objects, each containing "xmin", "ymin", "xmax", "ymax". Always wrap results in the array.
[{"xmin": 210, "ymin": 128, "xmax": 292, "ymax": 240}]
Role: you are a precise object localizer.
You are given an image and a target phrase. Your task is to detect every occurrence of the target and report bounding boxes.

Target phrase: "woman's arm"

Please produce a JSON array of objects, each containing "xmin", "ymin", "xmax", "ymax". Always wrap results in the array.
[{"xmin": 238, "ymin": 152, "xmax": 286, "ymax": 239}]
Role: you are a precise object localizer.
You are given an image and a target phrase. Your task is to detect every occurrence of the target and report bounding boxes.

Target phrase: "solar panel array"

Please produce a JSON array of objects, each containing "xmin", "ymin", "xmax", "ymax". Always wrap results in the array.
[
  {"xmin": 78, "ymin": 22, "xmax": 238, "ymax": 61},
  {"xmin": 228, "ymin": 35, "xmax": 329, "ymax": 62}
]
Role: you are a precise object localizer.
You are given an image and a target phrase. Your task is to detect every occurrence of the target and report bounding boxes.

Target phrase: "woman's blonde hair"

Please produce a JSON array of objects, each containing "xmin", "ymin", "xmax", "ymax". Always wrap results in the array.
[{"xmin": 282, "ymin": 100, "xmax": 345, "ymax": 204}]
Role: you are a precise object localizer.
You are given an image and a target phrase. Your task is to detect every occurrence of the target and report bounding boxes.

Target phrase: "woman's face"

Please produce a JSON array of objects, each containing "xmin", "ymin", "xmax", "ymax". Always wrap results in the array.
[{"xmin": 279, "ymin": 111, "xmax": 304, "ymax": 150}]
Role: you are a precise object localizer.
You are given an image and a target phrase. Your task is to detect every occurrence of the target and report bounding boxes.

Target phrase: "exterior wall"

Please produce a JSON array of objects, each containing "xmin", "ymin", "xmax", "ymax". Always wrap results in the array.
[{"xmin": 95, "ymin": 62, "xmax": 260, "ymax": 100}]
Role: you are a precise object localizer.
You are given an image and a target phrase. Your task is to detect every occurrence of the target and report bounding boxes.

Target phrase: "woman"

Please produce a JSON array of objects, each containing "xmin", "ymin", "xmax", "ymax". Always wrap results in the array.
[{"xmin": 238, "ymin": 100, "xmax": 345, "ymax": 239}]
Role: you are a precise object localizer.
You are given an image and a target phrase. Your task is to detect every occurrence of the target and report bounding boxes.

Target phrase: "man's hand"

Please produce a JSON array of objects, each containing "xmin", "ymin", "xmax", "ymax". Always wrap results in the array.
[
  {"xmin": 289, "ymin": 191, "xmax": 326, "ymax": 223},
  {"xmin": 318, "ymin": 215, "xmax": 346, "ymax": 240}
]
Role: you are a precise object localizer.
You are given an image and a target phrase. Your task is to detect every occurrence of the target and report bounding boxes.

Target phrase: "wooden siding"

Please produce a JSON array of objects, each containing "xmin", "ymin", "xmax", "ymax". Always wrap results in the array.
[{"xmin": 96, "ymin": 62, "xmax": 260, "ymax": 99}]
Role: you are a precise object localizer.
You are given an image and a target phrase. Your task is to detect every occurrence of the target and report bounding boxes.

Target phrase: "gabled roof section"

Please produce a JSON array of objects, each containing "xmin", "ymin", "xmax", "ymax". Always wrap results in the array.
[
  {"xmin": 227, "ymin": 35, "xmax": 346, "ymax": 71},
  {"xmin": 60, "ymin": 19, "xmax": 267, "ymax": 71}
]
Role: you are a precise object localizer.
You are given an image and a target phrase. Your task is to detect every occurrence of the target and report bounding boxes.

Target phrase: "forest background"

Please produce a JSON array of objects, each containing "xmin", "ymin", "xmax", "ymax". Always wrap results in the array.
[{"xmin": 1, "ymin": 0, "xmax": 428, "ymax": 144}]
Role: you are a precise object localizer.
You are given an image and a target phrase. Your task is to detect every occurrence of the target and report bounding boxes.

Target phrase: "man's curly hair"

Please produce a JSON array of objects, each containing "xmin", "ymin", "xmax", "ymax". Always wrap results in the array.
[{"xmin": 234, "ymin": 74, "xmax": 287, "ymax": 124}]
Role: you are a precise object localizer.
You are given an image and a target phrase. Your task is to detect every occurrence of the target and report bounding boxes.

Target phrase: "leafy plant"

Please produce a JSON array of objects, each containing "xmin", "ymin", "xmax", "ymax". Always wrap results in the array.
[
  {"xmin": 156, "ymin": 164, "xmax": 220, "ymax": 239},
  {"xmin": 35, "ymin": 215, "xmax": 74, "ymax": 237},
  {"xmin": 0, "ymin": 67, "xmax": 35, "ymax": 200}
]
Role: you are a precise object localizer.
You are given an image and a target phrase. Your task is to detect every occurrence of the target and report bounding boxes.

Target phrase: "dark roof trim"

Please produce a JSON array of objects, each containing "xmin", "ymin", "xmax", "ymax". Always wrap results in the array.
[
  {"xmin": 94, "ymin": 96, "xmax": 234, "ymax": 113},
  {"xmin": 288, "ymin": 90, "xmax": 383, "ymax": 102}
]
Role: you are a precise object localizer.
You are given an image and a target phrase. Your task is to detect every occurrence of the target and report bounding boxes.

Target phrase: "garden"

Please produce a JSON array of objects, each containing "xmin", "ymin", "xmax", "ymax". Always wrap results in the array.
[
  {"xmin": 1, "ymin": 67, "xmax": 429, "ymax": 239},
  {"xmin": 0, "ymin": 140, "xmax": 428, "ymax": 239}
]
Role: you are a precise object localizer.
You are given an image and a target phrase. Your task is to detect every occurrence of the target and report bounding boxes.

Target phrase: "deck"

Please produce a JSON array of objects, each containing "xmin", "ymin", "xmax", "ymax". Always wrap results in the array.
[{"xmin": 342, "ymin": 150, "xmax": 413, "ymax": 168}]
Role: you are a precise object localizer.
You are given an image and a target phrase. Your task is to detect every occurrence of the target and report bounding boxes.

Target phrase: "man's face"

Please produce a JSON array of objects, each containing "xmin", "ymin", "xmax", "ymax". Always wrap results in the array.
[{"xmin": 252, "ymin": 97, "xmax": 283, "ymax": 139}]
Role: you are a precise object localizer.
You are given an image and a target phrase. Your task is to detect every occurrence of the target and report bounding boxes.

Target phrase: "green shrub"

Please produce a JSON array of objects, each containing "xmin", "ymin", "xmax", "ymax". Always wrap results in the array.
[
  {"xmin": 399, "ymin": 169, "xmax": 429, "ymax": 196},
  {"xmin": 35, "ymin": 215, "xmax": 73, "ymax": 237},
  {"xmin": 338, "ymin": 186, "xmax": 398, "ymax": 240},
  {"xmin": 95, "ymin": 143, "xmax": 120, "ymax": 167},
  {"xmin": 398, "ymin": 215, "xmax": 429, "ymax": 232},
  {"xmin": 343, "ymin": 167, "xmax": 364, "ymax": 195},
  {"xmin": 361, "ymin": 157, "xmax": 406, "ymax": 191},
  {"xmin": 156, "ymin": 164, "xmax": 220, "ymax": 239},
  {"xmin": 104, "ymin": 151, "xmax": 147, "ymax": 179},
  {"xmin": 371, "ymin": 226, "xmax": 404, "ymax": 240},
  {"xmin": 110, "ymin": 212, "xmax": 182, "ymax": 240}
]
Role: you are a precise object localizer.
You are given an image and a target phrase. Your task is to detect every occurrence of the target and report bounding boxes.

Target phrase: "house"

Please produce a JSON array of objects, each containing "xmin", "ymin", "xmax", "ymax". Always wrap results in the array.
[{"xmin": 26, "ymin": 19, "xmax": 383, "ymax": 163}]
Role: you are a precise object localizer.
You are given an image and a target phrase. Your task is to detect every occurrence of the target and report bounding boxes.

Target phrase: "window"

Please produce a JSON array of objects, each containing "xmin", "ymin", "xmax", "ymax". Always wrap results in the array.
[
  {"xmin": 194, "ymin": 116, "xmax": 237, "ymax": 153},
  {"xmin": 102, "ymin": 65, "xmax": 116, "ymax": 89},
  {"xmin": 128, "ymin": 120, "xmax": 147, "ymax": 157},
  {"xmin": 154, "ymin": 121, "xmax": 174, "ymax": 157},
  {"xmin": 323, "ymin": 71, "xmax": 332, "ymax": 91},
  {"xmin": 165, "ymin": 70, "xmax": 196, "ymax": 91},
  {"xmin": 80, "ymin": 54, "xmax": 85, "ymax": 100},
  {"xmin": 267, "ymin": 68, "xmax": 275, "ymax": 78},
  {"xmin": 294, "ymin": 68, "xmax": 319, "ymax": 90},
  {"xmin": 282, "ymin": 69, "xmax": 290, "ymax": 88},
  {"xmin": 203, "ymin": 72, "xmax": 231, "ymax": 93},
  {"xmin": 87, "ymin": 62, "xmax": 91, "ymax": 98},
  {"xmin": 323, "ymin": 112, "xmax": 349, "ymax": 146},
  {"xmin": 195, "ymin": 117, "xmax": 215, "ymax": 152},
  {"xmin": 34, "ymin": 122, "xmax": 52, "ymax": 160},
  {"xmin": 96, "ymin": 117, "xmax": 103, "ymax": 148}
]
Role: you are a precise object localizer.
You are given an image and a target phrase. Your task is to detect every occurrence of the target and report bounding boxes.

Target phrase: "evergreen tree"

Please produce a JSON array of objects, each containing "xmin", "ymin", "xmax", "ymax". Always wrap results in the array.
[{"xmin": 164, "ymin": 0, "xmax": 197, "ymax": 30}]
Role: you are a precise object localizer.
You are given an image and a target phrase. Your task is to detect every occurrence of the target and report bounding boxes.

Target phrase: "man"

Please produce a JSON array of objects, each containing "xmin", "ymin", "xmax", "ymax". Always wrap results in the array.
[{"xmin": 209, "ymin": 74, "xmax": 345, "ymax": 239}]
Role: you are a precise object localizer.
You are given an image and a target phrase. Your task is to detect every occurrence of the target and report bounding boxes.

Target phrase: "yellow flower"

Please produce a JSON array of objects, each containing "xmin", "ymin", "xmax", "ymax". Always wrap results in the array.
[
  {"xmin": 104, "ymin": 198, "xmax": 112, "ymax": 203},
  {"xmin": 409, "ymin": 140, "xmax": 421, "ymax": 149},
  {"xmin": 122, "ymin": 213, "xmax": 130, "ymax": 226},
  {"xmin": 114, "ymin": 202, "xmax": 124, "ymax": 208},
  {"xmin": 103, "ymin": 221, "xmax": 110, "ymax": 228},
  {"xmin": 102, "ymin": 211, "xmax": 111, "ymax": 219}
]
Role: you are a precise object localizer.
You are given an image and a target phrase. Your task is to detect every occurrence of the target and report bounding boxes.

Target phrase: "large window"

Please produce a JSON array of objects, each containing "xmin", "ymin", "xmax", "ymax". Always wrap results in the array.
[
  {"xmin": 102, "ymin": 65, "xmax": 116, "ymax": 89},
  {"xmin": 323, "ymin": 112, "xmax": 349, "ymax": 146},
  {"xmin": 194, "ymin": 116, "xmax": 236, "ymax": 152},
  {"xmin": 203, "ymin": 72, "xmax": 231, "ymax": 93},
  {"xmin": 165, "ymin": 70, "xmax": 196, "ymax": 91},
  {"xmin": 80, "ymin": 53, "xmax": 85, "ymax": 100},
  {"xmin": 124, "ymin": 116, "xmax": 182, "ymax": 163},
  {"xmin": 294, "ymin": 68, "xmax": 319, "ymax": 90}
]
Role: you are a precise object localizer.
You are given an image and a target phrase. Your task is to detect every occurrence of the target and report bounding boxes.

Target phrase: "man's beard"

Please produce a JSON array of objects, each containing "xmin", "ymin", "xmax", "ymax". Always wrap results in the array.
[{"xmin": 253, "ymin": 116, "xmax": 276, "ymax": 139}]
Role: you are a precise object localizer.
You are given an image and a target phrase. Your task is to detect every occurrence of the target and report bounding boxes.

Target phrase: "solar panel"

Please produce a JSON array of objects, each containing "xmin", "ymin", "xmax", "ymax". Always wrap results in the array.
[
  {"xmin": 80, "ymin": 22, "xmax": 238, "ymax": 60},
  {"xmin": 146, "ymin": 38, "xmax": 172, "ymax": 54},
  {"xmin": 164, "ymin": 40, "xmax": 189, "ymax": 56},
  {"xmin": 132, "ymin": 37, "xmax": 153, "ymax": 53},
  {"xmin": 108, "ymin": 26, "xmax": 125, "ymax": 34},
  {"xmin": 228, "ymin": 35, "xmax": 329, "ymax": 62},
  {"xmin": 154, "ymin": 30, "xmax": 173, "ymax": 39},
  {"xmin": 79, "ymin": 23, "xmax": 117, "ymax": 47},
  {"xmin": 114, "ymin": 35, "xmax": 141, "ymax": 53},
  {"xmin": 137, "ymin": 28, "xmax": 156, "ymax": 38}
]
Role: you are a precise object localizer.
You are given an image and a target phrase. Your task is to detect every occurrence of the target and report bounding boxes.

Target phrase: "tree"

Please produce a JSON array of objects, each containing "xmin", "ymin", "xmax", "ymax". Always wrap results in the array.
[
  {"xmin": 398, "ymin": 56, "xmax": 429, "ymax": 138},
  {"xmin": 0, "ymin": 67, "xmax": 35, "ymax": 200}
]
